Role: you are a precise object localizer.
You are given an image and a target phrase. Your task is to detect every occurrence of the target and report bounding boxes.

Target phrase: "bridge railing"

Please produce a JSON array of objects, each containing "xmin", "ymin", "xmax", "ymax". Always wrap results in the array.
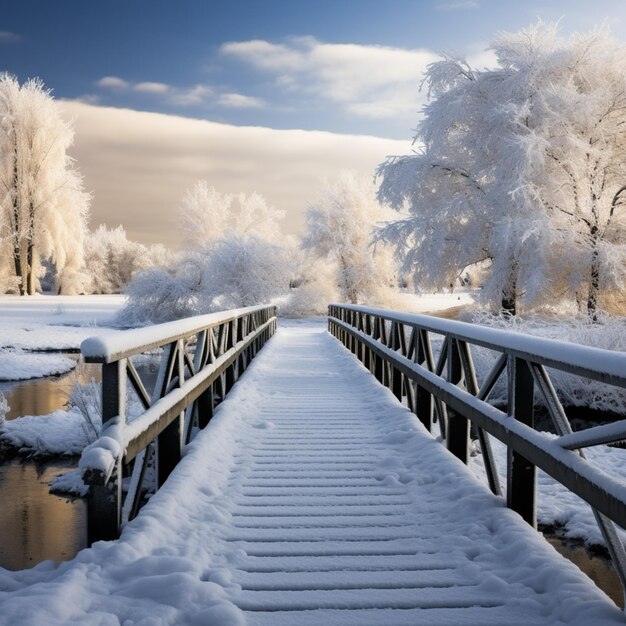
[
  {"xmin": 329, "ymin": 303, "xmax": 626, "ymax": 599},
  {"xmin": 80, "ymin": 304, "xmax": 277, "ymax": 543}
]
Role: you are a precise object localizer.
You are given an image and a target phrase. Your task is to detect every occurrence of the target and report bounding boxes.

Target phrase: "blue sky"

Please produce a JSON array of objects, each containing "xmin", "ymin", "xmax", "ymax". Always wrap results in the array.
[
  {"xmin": 4, "ymin": 0, "xmax": 626, "ymax": 139},
  {"xmin": 3, "ymin": 1, "xmax": 626, "ymax": 245}
]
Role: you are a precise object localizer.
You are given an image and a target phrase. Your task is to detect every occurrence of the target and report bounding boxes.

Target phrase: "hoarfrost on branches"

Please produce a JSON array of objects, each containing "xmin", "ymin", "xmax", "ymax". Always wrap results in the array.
[
  {"xmin": 302, "ymin": 170, "xmax": 399, "ymax": 307},
  {"xmin": 84, "ymin": 225, "xmax": 169, "ymax": 294},
  {"xmin": 378, "ymin": 22, "xmax": 626, "ymax": 316},
  {"xmin": 121, "ymin": 184, "xmax": 292, "ymax": 323},
  {"xmin": 0, "ymin": 74, "xmax": 90, "ymax": 295}
]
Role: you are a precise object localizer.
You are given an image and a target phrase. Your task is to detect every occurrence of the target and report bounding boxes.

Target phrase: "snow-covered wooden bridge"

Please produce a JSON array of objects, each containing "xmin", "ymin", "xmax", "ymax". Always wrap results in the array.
[{"xmin": 2, "ymin": 305, "xmax": 626, "ymax": 624}]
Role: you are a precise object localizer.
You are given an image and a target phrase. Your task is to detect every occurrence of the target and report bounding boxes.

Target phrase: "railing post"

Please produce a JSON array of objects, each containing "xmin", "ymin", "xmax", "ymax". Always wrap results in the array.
[
  {"xmin": 363, "ymin": 314, "xmax": 372, "ymax": 371},
  {"xmin": 373, "ymin": 317, "xmax": 384, "ymax": 383},
  {"xmin": 87, "ymin": 360, "xmax": 125, "ymax": 543},
  {"xmin": 415, "ymin": 330, "xmax": 433, "ymax": 431},
  {"xmin": 390, "ymin": 322, "xmax": 403, "ymax": 400},
  {"xmin": 225, "ymin": 321, "xmax": 236, "ymax": 392},
  {"xmin": 195, "ymin": 329, "xmax": 214, "ymax": 429},
  {"xmin": 446, "ymin": 338, "xmax": 469, "ymax": 463},
  {"xmin": 507, "ymin": 357, "xmax": 536, "ymax": 527},
  {"xmin": 158, "ymin": 341, "xmax": 184, "ymax": 487}
]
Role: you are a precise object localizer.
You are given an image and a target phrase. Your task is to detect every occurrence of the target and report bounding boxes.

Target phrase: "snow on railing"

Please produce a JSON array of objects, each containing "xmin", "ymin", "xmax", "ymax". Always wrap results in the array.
[
  {"xmin": 329, "ymin": 303, "xmax": 626, "ymax": 604},
  {"xmin": 79, "ymin": 304, "xmax": 277, "ymax": 543}
]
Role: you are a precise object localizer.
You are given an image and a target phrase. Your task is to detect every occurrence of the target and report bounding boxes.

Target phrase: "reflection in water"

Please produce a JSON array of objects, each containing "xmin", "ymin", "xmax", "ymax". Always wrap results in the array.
[
  {"xmin": 0, "ymin": 359, "xmax": 101, "ymax": 421},
  {"xmin": 0, "ymin": 459, "xmax": 86, "ymax": 570},
  {"xmin": 546, "ymin": 535, "xmax": 623, "ymax": 608}
]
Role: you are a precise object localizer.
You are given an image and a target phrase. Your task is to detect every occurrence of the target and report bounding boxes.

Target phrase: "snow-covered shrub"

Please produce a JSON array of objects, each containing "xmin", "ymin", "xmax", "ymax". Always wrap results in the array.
[
  {"xmin": 0, "ymin": 392, "xmax": 8, "ymax": 427},
  {"xmin": 120, "ymin": 235, "xmax": 291, "ymax": 323},
  {"xmin": 200, "ymin": 234, "xmax": 291, "ymax": 310},
  {"xmin": 69, "ymin": 377, "xmax": 102, "ymax": 444},
  {"xmin": 119, "ymin": 258, "xmax": 206, "ymax": 325},
  {"xmin": 84, "ymin": 225, "xmax": 170, "ymax": 294},
  {"xmin": 121, "ymin": 185, "xmax": 292, "ymax": 323}
]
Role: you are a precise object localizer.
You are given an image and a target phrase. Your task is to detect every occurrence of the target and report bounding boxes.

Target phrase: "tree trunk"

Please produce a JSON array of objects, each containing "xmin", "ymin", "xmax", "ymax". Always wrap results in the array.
[
  {"xmin": 11, "ymin": 236, "xmax": 23, "ymax": 295},
  {"xmin": 339, "ymin": 255, "xmax": 358, "ymax": 304},
  {"xmin": 26, "ymin": 242, "xmax": 36, "ymax": 295},
  {"xmin": 501, "ymin": 292, "xmax": 516, "ymax": 316},
  {"xmin": 11, "ymin": 148, "xmax": 26, "ymax": 294},
  {"xmin": 500, "ymin": 265, "xmax": 517, "ymax": 316},
  {"xmin": 587, "ymin": 227, "xmax": 600, "ymax": 321}
]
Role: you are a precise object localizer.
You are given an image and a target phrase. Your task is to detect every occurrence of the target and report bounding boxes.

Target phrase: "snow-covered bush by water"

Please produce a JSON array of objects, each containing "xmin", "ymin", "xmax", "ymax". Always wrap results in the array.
[
  {"xmin": 84, "ymin": 225, "xmax": 170, "ymax": 295},
  {"xmin": 120, "ymin": 235, "xmax": 292, "ymax": 323},
  {"xmin": 119, "ymin": 184, "xmax": 294, "ymax": 323},
  {"xmin": 0, "ymin": 369, "xmax": 143, "ymax": 457}
]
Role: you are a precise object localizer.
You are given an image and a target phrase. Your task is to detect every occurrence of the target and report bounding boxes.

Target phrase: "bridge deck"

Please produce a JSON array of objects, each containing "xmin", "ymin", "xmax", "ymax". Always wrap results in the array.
[{"xmin": 0, "ymin": 320, "xmax": 623, "ymax": 624}]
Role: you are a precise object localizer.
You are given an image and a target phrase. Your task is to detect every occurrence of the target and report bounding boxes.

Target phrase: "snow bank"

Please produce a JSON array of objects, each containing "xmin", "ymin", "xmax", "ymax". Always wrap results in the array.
[
  {"xmin": 0, "ymin": 408, "xmax": 94, "ymax": 456},
  {"xmin": 0, "ymin": 350, "xmax": 76, "ymax": 381},
  {"xmin": 0, "ymin": 294, "xmax": 125, "ymax": 352}
]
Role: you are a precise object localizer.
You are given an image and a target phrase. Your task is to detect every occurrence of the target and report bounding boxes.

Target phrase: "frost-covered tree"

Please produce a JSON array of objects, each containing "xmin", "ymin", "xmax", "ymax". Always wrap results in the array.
[
  {"xmin": 378, "ymin": 23, "xmax": 626, "ymax": 316},
  {"xmin": 123, "ymin": 187, "xmax": 291, "ymax": 322},
  {"xmin": 303, "ymin": 170, "xmax": 398, "ymax": 305},
  {"xmin": 179, "ymin": 182, "xmax": 234, "ymax": 249},
  {"xmin": 235, "ymin": 192, "xmax": 286, "ymax": 242},
  {"xmin": 84, "ymin": 225, "xmax": 169, "ymax": 294},
  {"xmin": 0, "ymin": 75, "xmax": 89, "ymax": 295},
  {"xmin": 179, "ymin": 182, "xmax": 285, "ymax": 249},
  {"xmin": 200, "ymin": 234, "xmax": 291, "ymax": 310}
]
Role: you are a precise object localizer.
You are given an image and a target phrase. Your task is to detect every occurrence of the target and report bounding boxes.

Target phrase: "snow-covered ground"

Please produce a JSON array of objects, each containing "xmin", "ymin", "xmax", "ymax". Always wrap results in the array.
[
  {"xmin": 0, "ymin": 351, "xmax": 76, "ymax": 381},
  {"xmin": 0, "ymin": 294, "xmax": 125, "ymax": 385},
  {"xmin": 0, "ymin": 295, "xmax": 125, "ymax": 353},
  {"xmin": 0, "ymin": 320, "xmax": 621, "ymax": 624},
  {"xmin": 396, "ymin": 289, "xmax": 475, "ymax": 314}
]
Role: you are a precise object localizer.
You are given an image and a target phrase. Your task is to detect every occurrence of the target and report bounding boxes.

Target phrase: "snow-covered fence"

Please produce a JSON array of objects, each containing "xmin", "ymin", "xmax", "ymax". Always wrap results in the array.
[
  {"xmin": 329, "ymin": 304, "xmax": 626, "ymax": 600},
  {"xmin": 79, "ymin": 304, "xmax": 277, "ymax": 543}
]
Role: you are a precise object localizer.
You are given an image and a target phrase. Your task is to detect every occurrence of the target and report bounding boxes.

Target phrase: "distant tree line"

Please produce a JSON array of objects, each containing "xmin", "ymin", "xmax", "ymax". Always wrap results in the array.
[{"xmin": 5, "ymin": 22, "xmax": 626, "ymax": 322}]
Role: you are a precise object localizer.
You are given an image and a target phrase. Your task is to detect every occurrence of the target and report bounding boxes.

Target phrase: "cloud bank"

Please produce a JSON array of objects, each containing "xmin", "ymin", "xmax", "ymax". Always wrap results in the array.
[
  {"xmin": 60, "ymin": 101, "xmax": 409, "ymax": 247},
  {"xmin": 220, "ymin": 37, "xmax": 439, "ymax": 120}
]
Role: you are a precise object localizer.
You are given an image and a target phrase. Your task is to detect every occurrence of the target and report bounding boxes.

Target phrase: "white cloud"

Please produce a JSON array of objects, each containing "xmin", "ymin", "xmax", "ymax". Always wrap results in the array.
[
  {"xmin": 221, "ymin": 37, "xmax": 438, "ymax": 120},
  {"xmin": 59, "ymin": 100, "xmax": 409, "ymax": 246},
  {"xmin": 134, "ymin": 81, "xmax": 170, "ymax": 94},
  {"xmin": 0, "ymin": 31, "xmax": 20, "ymax": 44},
  {"xmin": 217, "ymin": 93, "xmax": 265, "ymax": 109},
  {"xmin": 75, "ymin": 94, "xmax": 101, "ymax": 105},
  {"xmin": 221, "ymin": 39, "xmax": 305, "ymax": 72},
  {"xmin": 168, "ymin": 85, "xmax": 214, "ymax": 106},
  {"xmin": 467, "ymin": 46, "xmax": 499, "ymax": 70},
  {"xmin": 96, "ymin": 76, "xmax": 130, "ymax": 90},
  {"xmin": 436, "ymin": 1, "xmax": 479, "ymax": 10},
  {"xmin": 95, "ymin": 76, "xmax": 228, "ymax": 108}
]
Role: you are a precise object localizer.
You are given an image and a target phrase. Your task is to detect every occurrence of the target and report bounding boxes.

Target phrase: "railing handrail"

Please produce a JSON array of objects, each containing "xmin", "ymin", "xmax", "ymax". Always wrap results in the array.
[
  {"xmin": 80, "ymin": 304, "xmax": 278, "ymax": 543},
  {"xmin": 81, "ymin": 304, "xmax": 273, "ymax": 364},
  {"xmin": 332, "ymin": 303, "xmax": 626, "ymax": 387}
]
